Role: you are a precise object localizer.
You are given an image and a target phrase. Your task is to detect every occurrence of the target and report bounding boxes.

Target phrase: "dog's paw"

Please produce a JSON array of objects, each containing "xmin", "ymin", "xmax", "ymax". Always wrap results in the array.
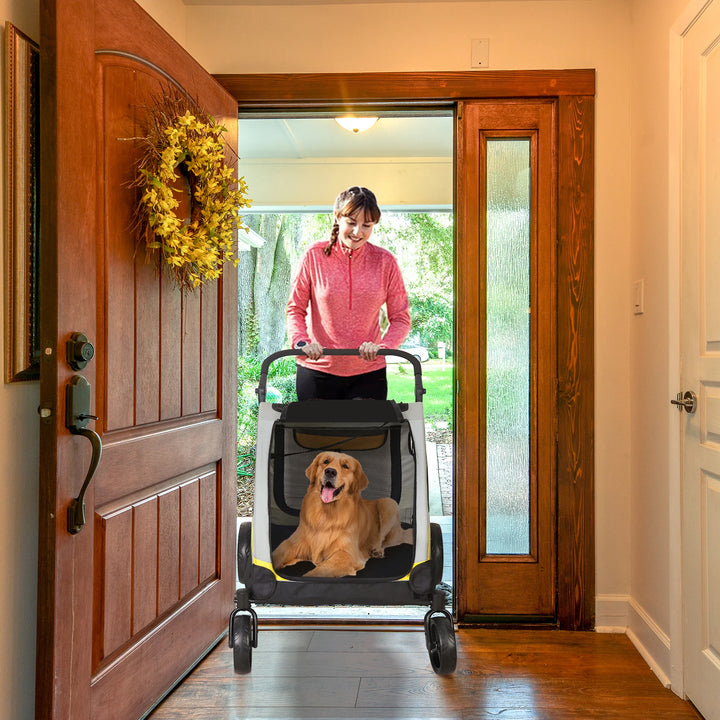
[{"xmin": 369, "ymin": 547, "xmax": 385, "ymax": 559}]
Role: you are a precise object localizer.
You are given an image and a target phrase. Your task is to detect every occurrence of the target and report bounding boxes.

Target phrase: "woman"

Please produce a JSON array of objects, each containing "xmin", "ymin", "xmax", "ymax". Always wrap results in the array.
[{"xmin": 287, "ymin": 186, "xmax": 411, "ymax": 400}]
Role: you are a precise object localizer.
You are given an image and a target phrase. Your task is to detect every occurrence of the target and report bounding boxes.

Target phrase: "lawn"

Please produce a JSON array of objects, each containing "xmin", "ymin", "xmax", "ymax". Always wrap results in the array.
[{"xmin": 387, "ymin": 359, "xmax": 454, "ymax": 428}]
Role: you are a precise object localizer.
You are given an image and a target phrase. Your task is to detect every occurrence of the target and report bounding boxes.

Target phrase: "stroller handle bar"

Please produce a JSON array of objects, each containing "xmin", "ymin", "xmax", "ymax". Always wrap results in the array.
[{"xmin": 256, "ymin": 348, "xmax": 427, "ymax": 403}]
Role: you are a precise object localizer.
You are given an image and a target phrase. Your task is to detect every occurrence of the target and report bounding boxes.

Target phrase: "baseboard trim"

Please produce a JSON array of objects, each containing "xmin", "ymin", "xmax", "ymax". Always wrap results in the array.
[
  {"xmin": 594, "ymin": 593, "xmax": 629, "ymax": 632},
  {"xmin": 627, "ymin": 598, "xmax": 672, "ymax": 688},
  {"xmin": 595, "ymin": 594, "xmax": 672, "ymax": 688}
]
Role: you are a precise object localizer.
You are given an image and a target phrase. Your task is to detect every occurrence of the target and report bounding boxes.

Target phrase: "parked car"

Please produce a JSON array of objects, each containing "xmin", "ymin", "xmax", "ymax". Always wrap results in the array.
[{"xmin": 386, "ymin": 343, "xmax": 430, "ymax": 363}]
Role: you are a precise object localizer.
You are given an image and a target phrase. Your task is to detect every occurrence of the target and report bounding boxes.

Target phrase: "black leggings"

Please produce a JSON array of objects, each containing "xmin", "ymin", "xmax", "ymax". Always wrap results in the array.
[{"xmin": 295, "ymin": 365, "xmax": 388, "ymax": 401}]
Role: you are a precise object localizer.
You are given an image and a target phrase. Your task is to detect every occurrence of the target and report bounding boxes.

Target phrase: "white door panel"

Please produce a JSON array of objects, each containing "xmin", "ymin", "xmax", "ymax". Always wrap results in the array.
[{"xmin": 681, "ymin": 1, "xmax": 720, "ymax": 716}]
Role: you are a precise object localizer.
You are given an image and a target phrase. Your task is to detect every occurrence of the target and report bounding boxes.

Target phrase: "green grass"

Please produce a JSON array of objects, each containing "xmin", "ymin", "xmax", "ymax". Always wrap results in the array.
[{"xmin": 387, "ymin": 360, "xmax": 453, "ymax": 425}]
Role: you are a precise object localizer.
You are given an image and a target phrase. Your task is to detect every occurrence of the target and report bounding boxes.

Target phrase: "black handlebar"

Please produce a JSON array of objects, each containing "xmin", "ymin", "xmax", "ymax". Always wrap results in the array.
[{"xmin": 256, "ymin": 348, "xmax": 426, "ymax": 403}]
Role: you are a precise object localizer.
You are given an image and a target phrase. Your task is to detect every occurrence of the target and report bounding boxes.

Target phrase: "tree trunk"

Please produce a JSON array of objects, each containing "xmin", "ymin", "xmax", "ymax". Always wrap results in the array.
[
  {"xmin": 237, "ymin": 243, "xmax": 256, "ymax": 355},
  {"xmin": 239, "ymin": 214, "xmax": 296, "ymax": 358}
]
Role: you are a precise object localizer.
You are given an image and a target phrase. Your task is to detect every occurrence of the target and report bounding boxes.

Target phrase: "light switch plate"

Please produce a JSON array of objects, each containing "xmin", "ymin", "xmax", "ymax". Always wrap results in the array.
[{"xmin": 471, "ymin": 38, "xmax": 490, "ymax": 69}]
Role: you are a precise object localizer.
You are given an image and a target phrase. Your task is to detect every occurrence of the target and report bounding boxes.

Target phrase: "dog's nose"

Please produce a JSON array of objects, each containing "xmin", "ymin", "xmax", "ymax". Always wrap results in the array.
[{"xmin": 324, "ymin": 467, "xmax": 337, "ymax": 480}]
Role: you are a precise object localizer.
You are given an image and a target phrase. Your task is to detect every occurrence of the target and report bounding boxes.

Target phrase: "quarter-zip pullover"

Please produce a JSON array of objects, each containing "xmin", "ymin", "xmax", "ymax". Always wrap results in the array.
[{"xmin": 287, "ymin": 240, "xmax": 411, "ymax": 376}]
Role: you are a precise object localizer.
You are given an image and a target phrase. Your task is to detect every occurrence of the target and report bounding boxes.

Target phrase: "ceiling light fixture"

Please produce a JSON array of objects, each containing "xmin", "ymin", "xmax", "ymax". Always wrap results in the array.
[{"xmin": 335, "ymin": 116, "xmax": 379, "ymax": 134}]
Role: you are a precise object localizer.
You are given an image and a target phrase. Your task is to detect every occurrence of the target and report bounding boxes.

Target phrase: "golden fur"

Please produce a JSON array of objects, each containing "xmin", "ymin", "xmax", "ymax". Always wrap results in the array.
[{"xmin": 272, "ymin": 451, "xmax": 413, "ymax": 578}]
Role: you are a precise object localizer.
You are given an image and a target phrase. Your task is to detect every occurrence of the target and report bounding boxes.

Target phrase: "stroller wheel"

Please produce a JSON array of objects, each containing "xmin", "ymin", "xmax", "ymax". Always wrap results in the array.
[
  {"xmin": 231, "ymin": 613, "xmax": 253, "ymax": 674},
  {"xmin": 425, "ymin": 612, "xmax": 457, "ymax": 675},
  {"xmin": 430, "ymin": 522, "xmax": 444, "ymax": 586},
  {"xmin": 237, "ymin": 521, "xmax": 253, "ymax": 584}
]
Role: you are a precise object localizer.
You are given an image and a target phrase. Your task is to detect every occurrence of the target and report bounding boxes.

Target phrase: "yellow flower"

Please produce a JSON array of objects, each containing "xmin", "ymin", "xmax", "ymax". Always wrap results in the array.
[{"xmin": 137, "ymin": 102, "xmax": 251, "ymax": 290}]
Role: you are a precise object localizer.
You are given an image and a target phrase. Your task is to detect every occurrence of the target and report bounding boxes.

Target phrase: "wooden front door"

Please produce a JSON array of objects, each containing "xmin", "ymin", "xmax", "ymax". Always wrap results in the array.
[{"xmin": 36, "ymin": 1, "xmax": 237, "ymax": 718}]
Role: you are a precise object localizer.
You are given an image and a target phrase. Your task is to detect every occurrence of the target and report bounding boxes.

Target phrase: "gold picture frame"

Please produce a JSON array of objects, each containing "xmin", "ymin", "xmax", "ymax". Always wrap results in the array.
[{"xmin": 4, "ymin": 22, "xmax": 40, "ymax": 382}]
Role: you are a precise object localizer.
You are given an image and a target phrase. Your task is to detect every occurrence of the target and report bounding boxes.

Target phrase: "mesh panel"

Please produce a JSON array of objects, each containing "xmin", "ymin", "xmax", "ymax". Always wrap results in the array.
[{"xmin": 267, "ymin": 407, "xmax": 416, "ymax": 529}]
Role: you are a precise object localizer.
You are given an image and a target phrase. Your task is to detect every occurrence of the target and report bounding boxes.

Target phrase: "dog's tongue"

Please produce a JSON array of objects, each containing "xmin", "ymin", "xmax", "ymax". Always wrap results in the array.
[{"xmin": 321, "ymin": 485, "xmax": 335, "ymax": 504}]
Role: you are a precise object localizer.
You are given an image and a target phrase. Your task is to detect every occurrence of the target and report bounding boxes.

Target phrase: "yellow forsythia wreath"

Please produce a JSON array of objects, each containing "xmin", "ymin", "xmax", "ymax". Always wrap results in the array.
[{"xmin": 135, "ymin": 92, "xmax": 252, "ymax": 290}]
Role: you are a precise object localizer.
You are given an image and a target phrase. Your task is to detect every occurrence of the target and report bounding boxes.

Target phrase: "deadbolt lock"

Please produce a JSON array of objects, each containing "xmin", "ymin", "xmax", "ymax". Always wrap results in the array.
[{"xmin": 67, "ymin": 332, "xmax": 95, "ymax": 371}]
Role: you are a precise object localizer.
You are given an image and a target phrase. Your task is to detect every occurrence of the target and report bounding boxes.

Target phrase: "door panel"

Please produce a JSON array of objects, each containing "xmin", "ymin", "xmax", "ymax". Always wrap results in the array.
[
  {"xmin": 456, "ymin": 101, "xmax": 556, "ymax": 619},
  {"xmin": 37, "ymin": 1, "xmax": 237, "ymax": 718},
  {"xmin": 681, "ymin": 0, "xmax": 720, "ymax": 715}
]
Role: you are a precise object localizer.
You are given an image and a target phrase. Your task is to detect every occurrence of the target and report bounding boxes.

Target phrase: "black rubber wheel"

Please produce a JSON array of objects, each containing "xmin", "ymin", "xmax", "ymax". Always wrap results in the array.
[
  {"xmin": 429, "ymin": 522, "xmax": 444, "ymax": 586},
  {"xmin": 232, "ymin": 613, "xmax": 253, "ymax": 674},
  {"xmin": 237, "ymin": 521, "xmax": 252, "ymax": 584},
  {"xmin": 426, "ymin": 614, "xmax": 457, "ymax": 675}
]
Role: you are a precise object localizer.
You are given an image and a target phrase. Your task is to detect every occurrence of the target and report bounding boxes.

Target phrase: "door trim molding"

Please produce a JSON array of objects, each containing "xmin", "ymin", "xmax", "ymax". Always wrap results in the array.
[
  {"xmin": 217, "ymin": 70, "xmax": 595, "ymax": 629},
  {"xmin": 215, "ymin": 70, "xmax": 595, "ymax": 106}
]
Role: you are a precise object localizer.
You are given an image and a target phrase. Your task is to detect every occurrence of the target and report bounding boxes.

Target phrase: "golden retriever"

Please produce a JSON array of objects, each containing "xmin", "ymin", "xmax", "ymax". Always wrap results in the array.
[{"xmin": 272, "ymin": 451, "xmax": 413, "ymax": 578}]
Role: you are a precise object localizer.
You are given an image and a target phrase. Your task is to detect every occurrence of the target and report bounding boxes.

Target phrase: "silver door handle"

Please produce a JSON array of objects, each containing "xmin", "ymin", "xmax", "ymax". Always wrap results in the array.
[{"xmin": 671, "ymin": 390, "xmax": 697, "ymax": 414}]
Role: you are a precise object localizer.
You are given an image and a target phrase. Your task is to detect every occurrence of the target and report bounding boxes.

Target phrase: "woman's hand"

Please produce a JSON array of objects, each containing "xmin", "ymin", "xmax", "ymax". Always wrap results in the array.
[
  {"xmin": 301, "ymin": 342, "xmax": 324, "ymax": 360},
  {"xmin": 358, "ymin": 342, "xmax": 380, "ymax": 361}
]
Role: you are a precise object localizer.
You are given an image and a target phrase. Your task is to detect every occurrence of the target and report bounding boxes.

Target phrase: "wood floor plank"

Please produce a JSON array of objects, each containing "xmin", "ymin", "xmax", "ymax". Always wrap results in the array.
[
  {"xmin": 356, "ymin": 675, "xmax": 702, "ymax": 712},
  {"xmin": 149, "ymin": 707, "xmax": 696, "ymax": 720},
  {"xmin": 194, "ymin": 649, "xmax": 434, "ymax": 677},
  {"xmin": 148, "ymin": 627, "xmax": 703, "ymax": 720},
  {"xmin": 158, "ymin": 677, "xmax": 361, "ymax": 709},
  {"xmin": 150, "ymin": 709, "xmax": 465, "ymax": 720},
  {"xmin": 307, "ymin": 629, "xmax": 428, "ymax": 653}
]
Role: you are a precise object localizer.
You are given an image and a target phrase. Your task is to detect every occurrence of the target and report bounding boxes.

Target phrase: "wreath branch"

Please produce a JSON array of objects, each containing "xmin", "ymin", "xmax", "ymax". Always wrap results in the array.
[{"xmin": 131, "ymin": 88, "xmax": 252, "ymax": 291}]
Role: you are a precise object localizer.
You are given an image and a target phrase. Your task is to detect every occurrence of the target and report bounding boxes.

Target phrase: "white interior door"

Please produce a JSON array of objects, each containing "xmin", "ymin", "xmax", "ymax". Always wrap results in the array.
[{"xmin": 681, "ymin": 1, "xmax": 720, "ymax": 717}]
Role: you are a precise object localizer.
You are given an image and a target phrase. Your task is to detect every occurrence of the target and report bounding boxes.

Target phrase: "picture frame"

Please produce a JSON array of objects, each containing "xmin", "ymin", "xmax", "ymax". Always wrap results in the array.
[{"xmin": 4, "ymin": 22, "xmax": 40, "ymax": 382}]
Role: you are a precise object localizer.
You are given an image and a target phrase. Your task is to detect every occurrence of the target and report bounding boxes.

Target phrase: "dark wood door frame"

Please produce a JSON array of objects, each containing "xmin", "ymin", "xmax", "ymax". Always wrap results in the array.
[{"xmin": 215, "ymin": 70, "xmax": 595, "ymax": 630}]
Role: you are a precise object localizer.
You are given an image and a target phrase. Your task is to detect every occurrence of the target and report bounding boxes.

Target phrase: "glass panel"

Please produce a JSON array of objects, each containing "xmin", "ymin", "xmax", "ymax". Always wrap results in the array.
[{"xmin": 485, "ymin": 138, "xmax": 531, "ymax": 555}]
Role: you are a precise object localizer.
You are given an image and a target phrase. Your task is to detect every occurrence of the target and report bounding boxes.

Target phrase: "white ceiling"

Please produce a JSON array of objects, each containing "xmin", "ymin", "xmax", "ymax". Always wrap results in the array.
[
  {"xmin": 238, "ymin": 115, "xmax": 453, "ymax": 160},
  {"xmin": 236, "ymin": 111, "xmax": 453, "ymax": 210}
]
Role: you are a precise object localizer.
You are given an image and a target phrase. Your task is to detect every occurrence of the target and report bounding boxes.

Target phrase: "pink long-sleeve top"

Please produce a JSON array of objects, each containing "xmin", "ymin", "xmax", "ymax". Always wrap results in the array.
[{"xmin": 287, "ymin": 240, "xmax": 411, "ymax": 376}]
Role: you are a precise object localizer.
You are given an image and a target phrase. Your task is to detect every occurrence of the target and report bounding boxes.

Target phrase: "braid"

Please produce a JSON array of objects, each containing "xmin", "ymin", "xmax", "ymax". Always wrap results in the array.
[{"xmin": 323, "ymin": 221, "xmax": 339, "ymax": 256}]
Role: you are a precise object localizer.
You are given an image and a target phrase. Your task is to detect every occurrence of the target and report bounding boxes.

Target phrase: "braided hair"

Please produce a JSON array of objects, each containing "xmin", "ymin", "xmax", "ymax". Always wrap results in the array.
[{"xmin": 323, "ymin": 186, "xmax": 382, "ymax": 256}]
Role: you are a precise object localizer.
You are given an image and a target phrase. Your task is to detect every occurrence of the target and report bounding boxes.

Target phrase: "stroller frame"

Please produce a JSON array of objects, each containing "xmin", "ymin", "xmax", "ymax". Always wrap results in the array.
[{"xmin": 229, "ymin": 349, "xmax": 456, "ymax": 674}]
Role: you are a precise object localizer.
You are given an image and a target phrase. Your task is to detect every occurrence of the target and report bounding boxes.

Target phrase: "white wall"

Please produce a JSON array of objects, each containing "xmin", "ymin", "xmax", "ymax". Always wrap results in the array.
[
  {"xmin": 628, "ymin": 0, "xmax": 690, "ymax": 689},
  {"xmin": 0, "ymin": 2, "xmax": 40, "ymax": 718},
  {"xmin": 136, "ymin": 0, "xmax": 188, "ymax": 45}
]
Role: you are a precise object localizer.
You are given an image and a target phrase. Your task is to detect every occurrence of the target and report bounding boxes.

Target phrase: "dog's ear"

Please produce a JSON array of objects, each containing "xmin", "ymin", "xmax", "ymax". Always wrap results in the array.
[
  {"xmin": 352, "ymin": 460, "xmax": 369, "ymax": 494},
  {"xmin": 305, "ymin": 454, "xmax": 323, "ymax": 485}
]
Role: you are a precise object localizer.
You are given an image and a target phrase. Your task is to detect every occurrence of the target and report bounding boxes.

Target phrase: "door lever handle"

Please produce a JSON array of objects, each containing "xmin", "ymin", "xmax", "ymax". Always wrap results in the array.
[
  {"xmin": 66, "ymin": 375, "xmax": 103, "ymax": 534},
  {"xmin": 671, "ymin": 390, "xmax": 697, "ymax": 414}
]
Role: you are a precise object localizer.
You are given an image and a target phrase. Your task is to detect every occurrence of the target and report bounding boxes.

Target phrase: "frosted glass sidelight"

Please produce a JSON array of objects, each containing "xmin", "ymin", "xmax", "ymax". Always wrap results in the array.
[{"xmin": 485, "ymin": 139, "xmax": 531, "ymax": 555}]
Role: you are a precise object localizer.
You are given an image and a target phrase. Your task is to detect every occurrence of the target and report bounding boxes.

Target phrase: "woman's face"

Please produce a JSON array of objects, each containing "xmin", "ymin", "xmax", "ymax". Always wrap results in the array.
[{"xmin": 336, "ymin": 209, "xmax": 376, "ymax": 251}]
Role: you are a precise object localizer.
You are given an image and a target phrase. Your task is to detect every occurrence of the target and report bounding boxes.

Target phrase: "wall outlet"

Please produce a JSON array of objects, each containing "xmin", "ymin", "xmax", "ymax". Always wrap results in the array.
[{"xmin": 471, "ymin": 38, "xmax": 490, "ymax": 69}]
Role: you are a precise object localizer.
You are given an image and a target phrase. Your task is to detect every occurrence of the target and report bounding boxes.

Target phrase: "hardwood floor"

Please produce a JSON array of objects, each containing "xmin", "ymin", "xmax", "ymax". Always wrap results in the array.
[{"xmin": 148, "ymin": 626, "xmax": 703, "ymax": 719}]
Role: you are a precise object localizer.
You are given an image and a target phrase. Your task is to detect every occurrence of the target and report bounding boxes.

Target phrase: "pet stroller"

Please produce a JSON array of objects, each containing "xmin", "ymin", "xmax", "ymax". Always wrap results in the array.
[{"xmin": 229, "ymin": 348, "xmax": 456, "ymax": 675}]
